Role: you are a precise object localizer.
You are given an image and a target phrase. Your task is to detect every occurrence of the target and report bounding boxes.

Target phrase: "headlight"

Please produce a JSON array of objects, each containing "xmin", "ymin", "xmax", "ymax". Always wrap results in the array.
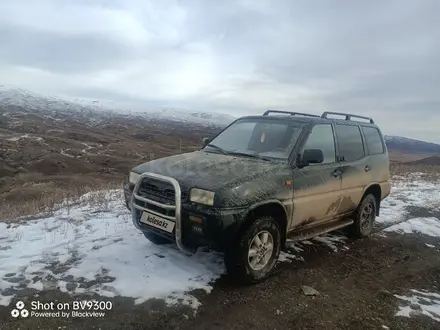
[
  {"xmin": 129, "ymin": 172, "xmax": 140, "ymax": 185},
  {"xmin": 190, "ymin": 188, "xmax": 215, "ymax": 206}
]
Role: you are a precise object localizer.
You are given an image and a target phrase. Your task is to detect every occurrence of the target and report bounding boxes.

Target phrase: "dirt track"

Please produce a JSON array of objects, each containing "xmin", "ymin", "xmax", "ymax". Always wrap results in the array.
[{"xmin": 1, "ymin": 228, "xmax": 439, "ymax": 330}]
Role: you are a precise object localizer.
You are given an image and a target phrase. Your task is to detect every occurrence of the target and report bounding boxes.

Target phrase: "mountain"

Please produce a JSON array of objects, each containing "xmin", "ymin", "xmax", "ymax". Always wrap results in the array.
[
  {"xmin": 2, "ymin": 85, "xmax": 440, "ymax": 158},
  {"xmin": 0, "ymin": 85, "xmax": 236, "ymax": 127},
  {"xmin": 384, "ymin": 135, "xmax": 440, "ymax": 155}
]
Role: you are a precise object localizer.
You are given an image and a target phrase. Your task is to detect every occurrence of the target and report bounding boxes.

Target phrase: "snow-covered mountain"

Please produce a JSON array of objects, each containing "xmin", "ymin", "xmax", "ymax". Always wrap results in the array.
[{"xmin": 0, "ymin": 85, "xmax": 236, "ymax": 127}]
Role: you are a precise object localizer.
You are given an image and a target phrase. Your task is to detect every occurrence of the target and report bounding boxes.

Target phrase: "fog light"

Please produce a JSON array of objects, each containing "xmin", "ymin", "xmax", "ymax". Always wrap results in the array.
[
  {"xmin": 191, "ymin": 224, "xmax": 204, "ymax": 234},
  {"xmin": 189, "ymin": 215, "xmax": 203, "ymax": 224}
]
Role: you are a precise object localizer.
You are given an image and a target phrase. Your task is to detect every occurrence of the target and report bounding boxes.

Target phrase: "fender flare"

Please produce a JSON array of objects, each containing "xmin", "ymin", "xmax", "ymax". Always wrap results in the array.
[
  {"xmin": 246, "ymin": 199, "xmax": 288, "ymax": 218},
  {"xmin": 241, "ymin": 199, "xmax": 289, "ymax": 247}
]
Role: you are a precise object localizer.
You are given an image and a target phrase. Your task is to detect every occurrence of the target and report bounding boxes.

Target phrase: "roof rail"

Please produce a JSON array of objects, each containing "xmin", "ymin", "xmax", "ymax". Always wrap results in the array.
[
  {"xmin": 263, "ymin": 110, "xmax": 320, "ymax": 118},
  {"xmin": 321, "ymin": 111, "xmax": 374, "ymax": 124}
]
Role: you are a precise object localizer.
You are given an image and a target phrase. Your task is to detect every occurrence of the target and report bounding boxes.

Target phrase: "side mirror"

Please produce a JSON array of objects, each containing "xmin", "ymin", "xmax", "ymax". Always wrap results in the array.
[
  {"xmin": 202, "ymin": 137, "xmax": 211, "ymax": 148},
  {"xmin": 298, "ymin": 149, "xmax": 324, "ymax": 167}
]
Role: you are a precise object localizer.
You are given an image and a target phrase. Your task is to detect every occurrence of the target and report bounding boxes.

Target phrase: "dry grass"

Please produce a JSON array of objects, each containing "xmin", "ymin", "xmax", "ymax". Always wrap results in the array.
[
  {"xmin": 390, "ymin": 163, "xmax": 440, "ymax": 180},
  {"xmin": 0, "ymin": 180, "xmax": 123, "ymax": 223},
  {"xmin": 3, "ymin": 162, "xmax": 439, "ymax": 223},
  {"xmin": 388, "ymin": 151, "xmax": 435, "ymax": 163}
]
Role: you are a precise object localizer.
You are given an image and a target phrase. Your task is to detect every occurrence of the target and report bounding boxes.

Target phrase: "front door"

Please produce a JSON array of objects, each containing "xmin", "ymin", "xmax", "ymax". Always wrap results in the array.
[{"xmin": 291, "ymin": 123, "xmax": 343, "ymax": 229}]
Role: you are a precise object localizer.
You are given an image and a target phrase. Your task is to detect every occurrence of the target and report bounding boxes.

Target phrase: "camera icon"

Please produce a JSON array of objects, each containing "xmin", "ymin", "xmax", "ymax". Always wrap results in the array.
[{"xmin": 11, "ymin": 301, "xmax": 29, "ymax": 318}]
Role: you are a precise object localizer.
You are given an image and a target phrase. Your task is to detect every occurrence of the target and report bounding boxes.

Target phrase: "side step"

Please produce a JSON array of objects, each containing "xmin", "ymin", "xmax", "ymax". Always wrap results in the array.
[{"xmin": 288, "ymin": 218, "xmax": 354, "ymax": 242}]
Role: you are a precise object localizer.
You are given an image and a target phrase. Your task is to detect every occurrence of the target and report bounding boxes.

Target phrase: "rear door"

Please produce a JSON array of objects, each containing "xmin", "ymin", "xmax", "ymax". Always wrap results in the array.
[
  {"xmin": 334, "ymin": 123, "xmax": 371, "ymax": 214},
  {"xmin": 360, "ymin": 125, "xmax": 391, "ymax": 197},
  {"xmin": 292, "ymin": 123, "xmax": 343, "ymax": 228}
]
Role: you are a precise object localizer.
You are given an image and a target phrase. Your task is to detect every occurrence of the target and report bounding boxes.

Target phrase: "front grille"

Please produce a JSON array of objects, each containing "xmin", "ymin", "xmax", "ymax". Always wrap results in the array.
[
  {"xmin": 134, "ymin": 177, "xmax": 187, "ymax": 217},
  {"xmin": 136, "ymin": 178, "xmax": 187, "ymax": 203}
]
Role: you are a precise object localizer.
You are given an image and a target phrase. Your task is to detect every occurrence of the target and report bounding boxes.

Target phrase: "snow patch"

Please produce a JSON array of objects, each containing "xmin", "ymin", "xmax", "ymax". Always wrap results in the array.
[
  {"xmin": 0, "ymin": 190, "xmax": 224, "ymax": 308},
  {"xmin": 384, "ymin": 217, "xmax": 440, "ymax": 237},
  {"xmin": 377, "ymin": 174, "xmax": 440, "ymax": 228},
  {"xmin": 312, "ymin": 234, "xmax": 347, "ymax": 252},
  {"xmin": 60, "ymin": 149, "xmax": 74, "ymax": 158},
  {"xmin": 6, "ymin": 134, "xmax": 44, "ymax": 142},
  {"xmin": 279, "ymin": 251, "xmax": 304, "ymax": 263},
  {"xmin": 395, "ymin": 289, "xmax": 440, "ymax": 322}
]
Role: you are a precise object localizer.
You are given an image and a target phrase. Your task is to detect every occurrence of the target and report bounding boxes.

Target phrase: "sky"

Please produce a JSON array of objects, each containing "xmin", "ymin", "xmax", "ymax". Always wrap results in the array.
[{"xmin": 0, "ymin": 0, "xmax": 439, "ymax": 142}]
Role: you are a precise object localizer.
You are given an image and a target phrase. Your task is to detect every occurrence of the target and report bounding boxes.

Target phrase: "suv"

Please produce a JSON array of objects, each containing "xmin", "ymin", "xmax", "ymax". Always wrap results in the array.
[{"xmin": 123, "ymin": 110, "xmax": 391, "ymax": 283}]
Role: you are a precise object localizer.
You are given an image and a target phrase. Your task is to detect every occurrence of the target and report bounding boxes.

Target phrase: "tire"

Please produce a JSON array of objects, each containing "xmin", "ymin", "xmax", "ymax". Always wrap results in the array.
[
  {"xmin": 224, "ymin": 215, "xmax": 281, "ymax": 284},
  {"xmin": 143, "ymin": 231, "xmax": 172, "ymax": 245},
  {"xmin": 349, "ymin": 194, "xmax": 377, "ymax": 238}
]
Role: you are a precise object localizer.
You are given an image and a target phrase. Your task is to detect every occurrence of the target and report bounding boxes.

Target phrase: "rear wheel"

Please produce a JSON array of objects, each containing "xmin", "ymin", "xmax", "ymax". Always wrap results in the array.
[
  {"xmin": 224, "ymin": 215, "xmax": 281, "ymax": 284},
  {"xmin": 349, "ymin": 194, "xmax": 377, "ymax": 237},
  {"xmin": 143, "ymin": 231, "xmax": 171, "ymax": 245}
]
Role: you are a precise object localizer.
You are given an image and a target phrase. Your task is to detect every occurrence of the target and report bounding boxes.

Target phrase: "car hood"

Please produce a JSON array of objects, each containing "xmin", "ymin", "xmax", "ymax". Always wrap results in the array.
[{"xmin": 131, "ymin": 151, "xmax": 286, "ymax": 191}]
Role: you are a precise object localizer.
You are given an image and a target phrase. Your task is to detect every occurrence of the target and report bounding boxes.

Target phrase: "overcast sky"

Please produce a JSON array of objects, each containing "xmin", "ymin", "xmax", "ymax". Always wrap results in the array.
[{"xmin": 1, "ymin": 0, "xmax": 439, "ymax": 142}]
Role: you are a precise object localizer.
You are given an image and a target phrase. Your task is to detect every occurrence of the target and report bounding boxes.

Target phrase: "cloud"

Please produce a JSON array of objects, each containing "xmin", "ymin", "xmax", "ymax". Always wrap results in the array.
[{"xmin": 0, "ymin": 0, "xmax": 439, "ymax": 142}]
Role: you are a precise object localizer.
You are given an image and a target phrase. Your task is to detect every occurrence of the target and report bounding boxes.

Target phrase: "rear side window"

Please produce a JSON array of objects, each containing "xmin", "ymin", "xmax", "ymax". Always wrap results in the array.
[
  {"xmin": 335, "ymin": 124, "xmax": 365, "ymax": 162},
  {"xmin": 362, "ymin": 126, "xmax": 385, "ymax": 155}
]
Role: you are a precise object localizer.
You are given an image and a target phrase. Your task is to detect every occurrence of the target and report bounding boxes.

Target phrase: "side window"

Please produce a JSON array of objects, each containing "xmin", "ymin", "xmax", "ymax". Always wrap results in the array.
[
  {"xmin": 335, "ymin": 124, "xmax": 365, "ymax": 162},
  {"xmin": 302, "ymin": 124, "xmax": 336, "ymax": 164},
  {"xmin": 362, "ymin": 126, "xmax": 385, "ymax": 155}
]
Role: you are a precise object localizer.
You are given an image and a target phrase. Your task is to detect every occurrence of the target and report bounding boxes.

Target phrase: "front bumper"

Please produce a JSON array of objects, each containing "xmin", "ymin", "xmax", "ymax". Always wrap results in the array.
[{"xmin": 124, "ymin": 176, "xmax": 247, "ymax": 252}]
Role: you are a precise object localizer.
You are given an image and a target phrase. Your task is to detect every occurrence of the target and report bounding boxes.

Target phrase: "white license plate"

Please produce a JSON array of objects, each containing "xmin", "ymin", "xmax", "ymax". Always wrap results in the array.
[{"xmin": 140, "ymin": 211, "xmax": 175, "ymax": 233}]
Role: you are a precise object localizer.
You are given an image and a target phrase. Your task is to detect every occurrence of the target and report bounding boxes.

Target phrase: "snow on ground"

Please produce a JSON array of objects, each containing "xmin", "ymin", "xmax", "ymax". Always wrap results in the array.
[
  {"xmin": 395, "ymin": 290, "xmax": 440, "ymax": 322},
  {"xmin": 0, "ymin": 172, "xmax": 439, "ymax": 312},
  {"xmin": 376, "ymin": 173, "xmax": 440, "ymax": 323},
  {"xmin": 5, "ymin": 134, "xmax": 44, "ymax": 143},
  {"xmin": 0, "ymin": 191, "xmax": 224, "ymax": 308},
  {"xmin": 377, "ymin": 173, "xmax": 440, "ymax": 227},
  {"xmin": 378, "ymin": 173, "xmax": 440, "ymax": 240},
  {"xmin": 384, "ymin": 217, "xmax": 440, "ymax": 237}
]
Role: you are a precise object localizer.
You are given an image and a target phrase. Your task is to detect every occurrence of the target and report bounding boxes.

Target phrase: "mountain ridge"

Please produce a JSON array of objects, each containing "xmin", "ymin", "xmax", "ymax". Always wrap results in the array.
[
  {"xmin": 0, "ymin": 85, "xmax": 236, "ymax": 127},
  {"xmin": 1, "ymin": 85, "xmax": 440, "ymax": 156}
]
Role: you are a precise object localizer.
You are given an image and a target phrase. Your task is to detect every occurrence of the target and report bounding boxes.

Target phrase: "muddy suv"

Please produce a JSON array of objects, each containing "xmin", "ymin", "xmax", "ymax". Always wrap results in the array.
[{"xmin": 124, "ymin": 110, "xmax": 391, "ymax": 283}]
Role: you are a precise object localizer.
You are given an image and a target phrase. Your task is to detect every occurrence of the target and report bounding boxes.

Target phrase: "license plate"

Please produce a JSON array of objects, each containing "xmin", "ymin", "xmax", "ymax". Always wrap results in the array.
[{"xmin": 140, "ymin": 211, "xmax": 175, "ymax": 233}]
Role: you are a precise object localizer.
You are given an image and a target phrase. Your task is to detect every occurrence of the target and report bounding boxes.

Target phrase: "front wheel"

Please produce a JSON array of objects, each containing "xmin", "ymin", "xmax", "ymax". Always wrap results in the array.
[{"xmin": 224, "ymin": 215, "xmax": 281, "ymax": 284}]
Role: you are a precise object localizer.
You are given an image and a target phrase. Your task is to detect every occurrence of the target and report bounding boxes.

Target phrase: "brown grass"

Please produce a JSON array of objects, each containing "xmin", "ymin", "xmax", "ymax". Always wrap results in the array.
[
  {"xmin": 390, "ymin": 163, "xmax": 440, "ymax": 180},
  {"xmin": 0, "ymin": 179, "xmax": 123, "ymax": 223},
  {"xmin": 388, "ymin": 151, "xmax": 435, "ymax": 163},
  {"xmin": 2, "ymin": 161, "xmax": 439, "ymax": 223}
]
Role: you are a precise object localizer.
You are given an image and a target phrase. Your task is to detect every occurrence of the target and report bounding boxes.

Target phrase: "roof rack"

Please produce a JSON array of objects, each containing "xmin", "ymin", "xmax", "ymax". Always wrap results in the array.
[
  {"xmin": 263, "ymin": 110, "xmax": 320, "ymax": 118},
  {"xmin": 321, "ymin": 111, "xmax": 374, "ymax": 124}
]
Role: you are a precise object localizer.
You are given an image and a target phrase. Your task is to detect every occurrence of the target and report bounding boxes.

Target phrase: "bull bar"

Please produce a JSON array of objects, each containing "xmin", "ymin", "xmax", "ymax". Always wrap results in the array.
[{"xmin": 131, "ymin": 172, "xmax": 194, "ymax": 254}]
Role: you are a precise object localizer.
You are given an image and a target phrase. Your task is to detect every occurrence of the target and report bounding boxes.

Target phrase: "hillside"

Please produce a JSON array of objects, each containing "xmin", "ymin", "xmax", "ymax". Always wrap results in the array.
[
  {"xmin": 0, "ymin": 91, "xmax": 223, "ymax": 220},
  {"xmin": 384, "ymin": 135, "xmax": 440, "ymax": 155},
  {"xmin": 1, "ymin": 85, "xmax": 440, "ymax": 219},
  {"xmin": 0, "ymin": 85, "xmax": 236, "ymax": 127},
  {"xmin": 403, "ymin": 155, "xmax": 440, "ymax": 166}
]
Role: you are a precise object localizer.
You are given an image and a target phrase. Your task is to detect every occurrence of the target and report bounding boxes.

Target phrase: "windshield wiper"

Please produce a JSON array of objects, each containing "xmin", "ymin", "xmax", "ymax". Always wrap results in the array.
[
  {"xmin": 228, "ymin": 151, "xmax": 272, "ymax": 162},
  {"xmin": 206, "ymin": 144, "xmax": 229, "ymax": 155}
]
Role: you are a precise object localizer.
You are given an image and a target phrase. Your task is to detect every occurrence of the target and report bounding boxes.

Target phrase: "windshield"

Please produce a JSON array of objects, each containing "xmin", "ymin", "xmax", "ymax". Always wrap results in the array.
[{"xmin": 203, "ymin": 118, "xmax": 304, "ymax": 160}]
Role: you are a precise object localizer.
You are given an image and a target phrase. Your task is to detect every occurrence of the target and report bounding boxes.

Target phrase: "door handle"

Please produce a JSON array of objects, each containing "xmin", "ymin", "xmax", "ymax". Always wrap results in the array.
[
  {"xmin": 332, "ymin": 168, "xmax": 342, "ymax": 177},
  {"xmin": 365, "ymin": 165, "xmax": 370, "ymax": 172}
]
